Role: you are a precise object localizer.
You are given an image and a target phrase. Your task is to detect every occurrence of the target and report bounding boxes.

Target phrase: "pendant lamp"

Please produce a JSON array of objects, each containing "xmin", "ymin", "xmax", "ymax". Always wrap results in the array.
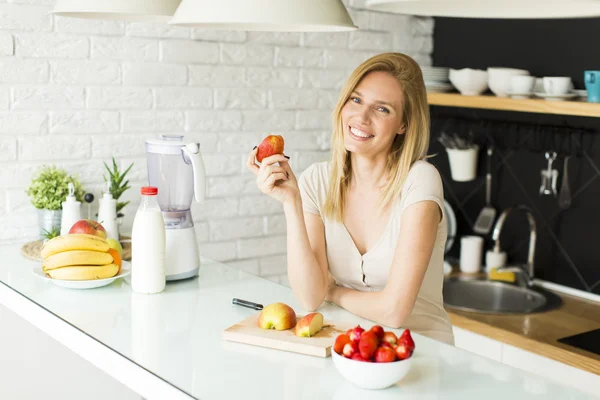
[
  {"xmin": 366, "ymin": 0, "xmax": 600, "ymax": 19},
  {"xmin": 51, "ymin": 0, "xmax": 181, "ymax": 22},
  {"xmin": 169, "ymin": 0, "xmax": 357, "ymax": 32}
]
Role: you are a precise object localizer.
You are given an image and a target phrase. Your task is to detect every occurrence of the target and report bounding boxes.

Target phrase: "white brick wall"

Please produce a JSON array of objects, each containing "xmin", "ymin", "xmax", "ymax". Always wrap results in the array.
[{"xmin": 0, "ymin": 0, "xmax": 433, "ymax": 285}]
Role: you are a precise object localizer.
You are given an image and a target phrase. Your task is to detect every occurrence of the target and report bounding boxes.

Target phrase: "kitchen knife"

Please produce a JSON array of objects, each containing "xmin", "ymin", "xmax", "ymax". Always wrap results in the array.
[{"xmin": 232, "ymin": 298, "xmax": 263, "ymax": 310}]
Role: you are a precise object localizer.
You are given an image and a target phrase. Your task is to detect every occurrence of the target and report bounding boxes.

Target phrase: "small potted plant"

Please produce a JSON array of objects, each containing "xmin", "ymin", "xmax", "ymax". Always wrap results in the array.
[
  {"xmin": 26, "ymin": 165, "xmax": 84, "ymax": 239},
  {"xmin": 103, "ymin": 158, "xmax": 134, "ymax": 237}
]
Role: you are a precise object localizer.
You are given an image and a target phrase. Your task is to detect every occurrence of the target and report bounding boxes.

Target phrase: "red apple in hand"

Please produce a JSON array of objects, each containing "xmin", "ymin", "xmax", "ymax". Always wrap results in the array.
[
  {"xmin": 257, "ymin": 302, "xmax": 296, "ymax": 331},
  {"xmin": 68, "ymin": 219, "xmax": 107, "ymax": 239},
  {"xmin": 256, "ymin": 135, "xmax": 284, "ymax": 163}
]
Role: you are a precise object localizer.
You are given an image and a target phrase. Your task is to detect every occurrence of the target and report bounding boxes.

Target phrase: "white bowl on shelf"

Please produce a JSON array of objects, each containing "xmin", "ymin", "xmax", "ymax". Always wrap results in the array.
[
  {"xmin": 487, "ymin": 67, "xmax": 530, "ymax": 98},
  {"xmin": 331, "ymin": 350, "xmax": 414, "ymax": 390},
  {"xmin": 449, "ymin": 68, "xmax": 488, "ymax": 96}
]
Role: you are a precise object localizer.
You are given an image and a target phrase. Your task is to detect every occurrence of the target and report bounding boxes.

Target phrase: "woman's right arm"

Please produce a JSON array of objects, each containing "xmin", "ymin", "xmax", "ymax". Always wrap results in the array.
[
  {"xmin": 283, "ymin": 195, "xmax": 329, "ymax": 311},
  {"xmin": 246, "ymin": 148, "xmax": 329, "ymax": 311}
]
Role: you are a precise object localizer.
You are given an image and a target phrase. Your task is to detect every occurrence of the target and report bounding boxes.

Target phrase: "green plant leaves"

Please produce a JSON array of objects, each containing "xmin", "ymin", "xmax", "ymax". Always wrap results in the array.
[
  {"xmin": 41, "ymin": 226, "xmax": 60, "ymax": 240},
  {"xmin": 103, "ymin": 157, "xmax": 134, "ymax": 214},
  {"xmin": 26, "ymin": 165, "xmax": 84, "ymax": 210}
]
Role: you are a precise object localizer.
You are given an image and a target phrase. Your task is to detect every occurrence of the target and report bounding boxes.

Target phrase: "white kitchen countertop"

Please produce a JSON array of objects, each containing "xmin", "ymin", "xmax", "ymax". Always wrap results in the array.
[{"xmin": 0, "ymin": 243, "xmax": 595, "ymax": 400}]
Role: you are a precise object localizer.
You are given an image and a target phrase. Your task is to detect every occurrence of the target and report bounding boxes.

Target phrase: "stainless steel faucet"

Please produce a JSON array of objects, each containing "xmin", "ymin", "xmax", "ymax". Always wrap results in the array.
[{"xmin": 490, "ymin": 205, "xmax": 537, "ymax": 287}]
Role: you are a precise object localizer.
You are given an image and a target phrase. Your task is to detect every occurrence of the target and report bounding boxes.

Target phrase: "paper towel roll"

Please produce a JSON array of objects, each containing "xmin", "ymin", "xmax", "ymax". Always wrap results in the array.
[{"xmin": 460, "ymin": 236, "xmax": 484, "ymax": 273}]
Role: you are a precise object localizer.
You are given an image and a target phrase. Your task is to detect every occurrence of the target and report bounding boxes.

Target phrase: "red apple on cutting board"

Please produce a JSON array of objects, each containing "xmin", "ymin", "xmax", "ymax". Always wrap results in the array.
[
  {"xmin": 295, "ymin": 312, "xmax": 324, "ymax": 337},
  {"xmin": 68, "ymin": 219, "xmax": 107, "ymax": 239},
  {"xmin": 256, "ymin": 135, "xmax": 285, "ymax": 163},
  {"xmin": 257, "ymin": 302, "xmax": 296, "ymax": 331}
]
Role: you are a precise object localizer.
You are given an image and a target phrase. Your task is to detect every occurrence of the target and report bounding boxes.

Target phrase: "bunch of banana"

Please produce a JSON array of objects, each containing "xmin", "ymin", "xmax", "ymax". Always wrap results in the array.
[{"xmin": 41, "ymin": 234, "xmax": 121, "ymax": 281}]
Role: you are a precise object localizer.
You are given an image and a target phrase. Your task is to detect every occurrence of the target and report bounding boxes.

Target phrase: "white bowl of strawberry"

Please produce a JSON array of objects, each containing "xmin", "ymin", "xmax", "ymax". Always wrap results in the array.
[{"xmin": 331, "ymin": 325, "xmax": 415, "ymax": 390}]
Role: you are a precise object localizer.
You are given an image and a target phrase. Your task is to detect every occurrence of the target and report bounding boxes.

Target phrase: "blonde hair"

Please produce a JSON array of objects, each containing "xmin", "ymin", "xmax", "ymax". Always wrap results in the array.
[{"xmin": 323, "ymin": 52, "xmax": 430, "ymax": 222}]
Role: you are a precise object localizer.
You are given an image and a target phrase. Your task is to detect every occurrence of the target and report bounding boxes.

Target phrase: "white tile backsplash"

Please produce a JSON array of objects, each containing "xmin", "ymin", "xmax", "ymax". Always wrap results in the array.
[{"xmin": 0, "ymin": 0, "xmax": 433, "ymax": 283}]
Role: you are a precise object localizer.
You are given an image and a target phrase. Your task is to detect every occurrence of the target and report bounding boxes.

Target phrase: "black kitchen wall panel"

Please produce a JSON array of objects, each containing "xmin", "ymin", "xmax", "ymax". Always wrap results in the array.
[{"xmin": 431, "ymin": 17, "xmax": 600, "ymax": 294}]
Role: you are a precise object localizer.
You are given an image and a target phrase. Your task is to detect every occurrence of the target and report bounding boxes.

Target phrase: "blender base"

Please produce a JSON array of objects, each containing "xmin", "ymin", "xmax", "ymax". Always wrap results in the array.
[
  {"xmin": 166, "ymin": 268, "xmax": 198, "ymax": 281},
  {"xmin": 165, "ymin": 227, "xmax": 200, "ymax": 281}
]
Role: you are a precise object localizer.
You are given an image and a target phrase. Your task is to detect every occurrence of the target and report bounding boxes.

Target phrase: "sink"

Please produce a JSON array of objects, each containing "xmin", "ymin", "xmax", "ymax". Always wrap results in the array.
[{"xmin": 443, "ymin": 277, "xmax": 562, "ymax": 314}]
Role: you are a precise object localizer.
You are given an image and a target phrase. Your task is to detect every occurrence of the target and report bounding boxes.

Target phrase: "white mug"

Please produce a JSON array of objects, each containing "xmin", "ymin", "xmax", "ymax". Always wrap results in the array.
[
  {"xmin": 510, "ymin": 75, "xmax": 535, "ymax": 94},
  {"xmin": 460, "ymin": 236, "xmax": 484, "ymax": 273},
  {"xmin": 543, "ymin": 77, "xmax": 572, "ymax": 95},
  {"xmin": 485, "ymin": 250, "xmax": 507, "ymax": 272}
]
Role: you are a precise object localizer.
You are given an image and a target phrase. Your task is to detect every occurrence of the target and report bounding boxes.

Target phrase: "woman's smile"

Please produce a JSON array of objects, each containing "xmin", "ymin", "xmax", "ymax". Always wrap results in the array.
[{"xmin": 349, "ymin": 126, "xmax": 375, "ymax": 141}]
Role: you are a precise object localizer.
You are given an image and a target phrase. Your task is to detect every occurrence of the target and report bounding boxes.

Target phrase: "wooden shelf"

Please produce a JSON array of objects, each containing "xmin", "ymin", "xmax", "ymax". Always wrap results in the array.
[{"xmin": 427, "ymin": 92, "xmax": 600, "ymax": 118}]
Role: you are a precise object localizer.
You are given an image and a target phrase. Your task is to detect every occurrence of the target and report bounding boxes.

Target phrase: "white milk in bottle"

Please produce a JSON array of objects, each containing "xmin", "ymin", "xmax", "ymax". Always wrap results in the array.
[{"xmin": 131, "ymin": 186, "xmax": 166, "ymax": 294}]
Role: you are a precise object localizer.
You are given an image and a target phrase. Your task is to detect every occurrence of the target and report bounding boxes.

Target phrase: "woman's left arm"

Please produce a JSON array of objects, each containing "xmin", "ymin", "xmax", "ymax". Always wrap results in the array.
[{"xmin": 326, "ymin": 200, "xmax": 441, "ymax": 328}]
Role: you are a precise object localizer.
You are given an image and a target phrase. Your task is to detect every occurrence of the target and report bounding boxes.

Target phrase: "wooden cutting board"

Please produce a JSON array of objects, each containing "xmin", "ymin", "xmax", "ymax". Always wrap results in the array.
[{"xmin": 222, "ymin": 313, "xmax": 356, "ymax": 358}]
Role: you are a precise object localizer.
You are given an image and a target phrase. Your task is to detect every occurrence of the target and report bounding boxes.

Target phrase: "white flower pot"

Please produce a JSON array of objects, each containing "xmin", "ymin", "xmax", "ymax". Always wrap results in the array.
[
  {"xmin": 446, "ymin": 146, "xmax": 479, "ymax": 182},
  {"xmin": 37, "ymin": 209, "xmax": 62, "ymax": 239}
]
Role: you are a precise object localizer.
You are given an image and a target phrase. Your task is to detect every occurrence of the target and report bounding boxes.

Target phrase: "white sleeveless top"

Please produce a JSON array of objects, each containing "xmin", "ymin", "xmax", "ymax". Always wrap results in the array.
[{"xmin": 298, "ymin": 160, "xmax": 454, "ymax": 345}]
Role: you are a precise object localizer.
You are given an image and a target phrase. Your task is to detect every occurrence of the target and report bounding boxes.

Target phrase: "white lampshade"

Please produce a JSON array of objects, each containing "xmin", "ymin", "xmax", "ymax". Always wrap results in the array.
[
  {"xmin": 169, "ymin": 0, "xmax": 357, "ymax": 32},
  {"xmin": 366, "ymin": 0, "xmax": 600, "ymax": 19},
  {"xmin": 51, "ymin": 0, "xmax": 181, "ymax": 22}
]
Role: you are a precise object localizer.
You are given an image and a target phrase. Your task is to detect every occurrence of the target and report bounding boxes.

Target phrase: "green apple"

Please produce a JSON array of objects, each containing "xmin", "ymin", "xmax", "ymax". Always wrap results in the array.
[{"xmin": 106, "ymin": 238, "xmax": 123, "ymax": 257}]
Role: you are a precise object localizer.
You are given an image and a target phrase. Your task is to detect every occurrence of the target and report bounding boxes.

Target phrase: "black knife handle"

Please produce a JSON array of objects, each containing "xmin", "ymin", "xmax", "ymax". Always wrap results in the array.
[{"xmin": 232, "ymin": 298, "xmax": 263, "ymax": 311}]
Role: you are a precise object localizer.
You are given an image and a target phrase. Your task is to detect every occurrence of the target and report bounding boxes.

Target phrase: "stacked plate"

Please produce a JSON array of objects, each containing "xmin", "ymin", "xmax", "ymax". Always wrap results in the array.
[
  {"xmin": 421, "ymin": 66, "xmax": 453, "ymax": 93},
  {"xmin": 574, "ymin": 89, "xmax": 588, "ymax": 102}
]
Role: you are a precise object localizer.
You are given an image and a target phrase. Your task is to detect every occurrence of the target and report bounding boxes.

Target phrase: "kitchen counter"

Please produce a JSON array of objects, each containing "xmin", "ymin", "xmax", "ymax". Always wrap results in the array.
[
  {"xmin": 448, "ymin": 286, "xmax": 600, "ymax": 375},
  {"xmin": 0, "ymin": 243, "xmax": 596, "ymax": 400}
]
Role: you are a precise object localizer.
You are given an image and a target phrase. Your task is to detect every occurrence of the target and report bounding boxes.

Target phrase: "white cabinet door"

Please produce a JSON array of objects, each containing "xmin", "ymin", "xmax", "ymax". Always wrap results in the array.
[
  {"xmin": 502, "ymin": 344, "xmax": 600, "ymax": 398},
  {"xmin": 0, "ymin": 304, "xmax": 141, "ymax": 400},
  {"xmin": 453, "ymin": 326, "xmax": 503, "ymax": 361}
]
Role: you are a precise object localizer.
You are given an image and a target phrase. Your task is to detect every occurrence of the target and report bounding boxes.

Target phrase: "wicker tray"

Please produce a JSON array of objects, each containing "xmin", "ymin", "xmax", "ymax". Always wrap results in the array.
[{"xmin": 21, "ymin": 236, "xmax": 132, "ymax": 262}]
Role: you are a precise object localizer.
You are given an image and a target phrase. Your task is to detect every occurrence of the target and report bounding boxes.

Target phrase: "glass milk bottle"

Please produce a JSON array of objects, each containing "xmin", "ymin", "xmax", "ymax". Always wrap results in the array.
[{"xmin": 131, "ymin": 186, "xmax": 166, "ymax": 294}]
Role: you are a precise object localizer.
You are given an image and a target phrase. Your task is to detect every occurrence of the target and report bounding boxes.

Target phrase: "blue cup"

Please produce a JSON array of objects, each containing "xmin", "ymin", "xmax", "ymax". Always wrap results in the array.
[{"xmin": 584, "ymin": 70, "xmax": 600, "ymax": 102}]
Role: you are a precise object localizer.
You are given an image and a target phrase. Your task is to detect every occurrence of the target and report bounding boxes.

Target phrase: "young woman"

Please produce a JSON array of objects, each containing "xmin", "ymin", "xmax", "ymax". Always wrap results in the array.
[{"xmin": 247, "ymin": 53, "xmax": 454, "ymax": 345}]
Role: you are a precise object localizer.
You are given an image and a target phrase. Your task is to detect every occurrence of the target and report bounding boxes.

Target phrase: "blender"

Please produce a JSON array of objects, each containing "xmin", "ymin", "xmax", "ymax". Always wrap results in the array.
[{"xmin": 145, "ymin": 134, "xmax": 206, "ymax": 281}]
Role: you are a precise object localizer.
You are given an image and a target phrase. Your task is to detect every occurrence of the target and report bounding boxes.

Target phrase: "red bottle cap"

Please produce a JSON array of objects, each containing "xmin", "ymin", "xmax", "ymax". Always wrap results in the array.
[{"xmin": 141, "ymin": 186, "xmax": 158, "ymax": 196}]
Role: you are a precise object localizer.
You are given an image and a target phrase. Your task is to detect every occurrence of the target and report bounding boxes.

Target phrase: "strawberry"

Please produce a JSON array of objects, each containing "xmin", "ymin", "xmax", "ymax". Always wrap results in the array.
[
  {"xmin": 374, "ymin": 346, "xmax": 396, "ymax": 363},
  {"xmin": 382, "ymin": 331, "xmax": 397, "ymax": 345},
  {"xmin": 398, "ymin": 329, "xmax": 415, "ymax": 352},
  {"xmin": 351, "ymin": 353, "xmax": 368, "ymax": 362},
  {"xmin": 342, "ymin": 342, "xmax": 357, "ymax": 358},
  {"xmin": 358, "ymin": 331, "xmax": 379, "ymax": 359},
  {"xmin": 333, "ymin": 334, "xmax": 351, "ymax": 355},
  {"xmin": 379, "ymin": 341, "xmax": 392, "ymax": 348},
  {"xmin": 348, "ymin": 325, "xmax": 365, "ymax": 343},
  {"xmin": 395, "ymin": 342, "xmax": 412, "ymax": 360},
  {"xmin": 369, "ymin": 325, "xmax": 384, "ymax": 340}
]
